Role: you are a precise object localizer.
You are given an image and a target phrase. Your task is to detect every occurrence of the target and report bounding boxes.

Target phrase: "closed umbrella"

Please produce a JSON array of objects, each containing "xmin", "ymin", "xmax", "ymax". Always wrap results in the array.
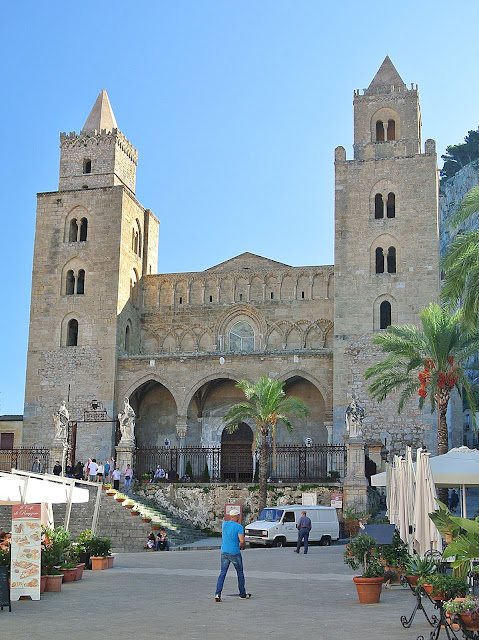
[{"xmin": 413, "ymin": 449, "xmax": 442, "ymax": 557}]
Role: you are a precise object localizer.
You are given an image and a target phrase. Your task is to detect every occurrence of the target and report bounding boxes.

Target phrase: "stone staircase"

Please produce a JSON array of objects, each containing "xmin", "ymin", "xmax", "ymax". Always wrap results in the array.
[{"xmin": 0, "ymin": 486, "xmax": 209, "ymax": 552}]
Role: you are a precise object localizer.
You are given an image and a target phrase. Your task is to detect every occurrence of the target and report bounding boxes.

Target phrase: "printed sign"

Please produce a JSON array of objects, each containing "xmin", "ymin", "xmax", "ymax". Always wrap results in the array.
[
  {"xmin": 331, "ymin": 492, "xmax": 343, "ymax": 508},
  {"xmin": 10, "ymin": 504, "xmax": 41, "ymax": 601},
  {"xmin": 224, "ymin": 503, "xmax": 242, "ymax": 523}
]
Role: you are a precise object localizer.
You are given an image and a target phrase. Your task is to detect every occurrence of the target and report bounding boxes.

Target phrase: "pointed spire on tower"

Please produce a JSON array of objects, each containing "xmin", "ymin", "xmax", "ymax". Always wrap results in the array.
[
  {"xmin": 82, "ymin": 90, "xmax": 118, "ymax": 133},
  {"xmin": 367, "ymin": 56, "xmax": 406, "ymax": 92}
]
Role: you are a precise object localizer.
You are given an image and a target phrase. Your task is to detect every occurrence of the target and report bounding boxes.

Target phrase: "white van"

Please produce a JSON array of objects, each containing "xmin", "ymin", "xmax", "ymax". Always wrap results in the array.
[{"xmin": 245, "ymin": 505, "xmax": 339, "ymax": 548}]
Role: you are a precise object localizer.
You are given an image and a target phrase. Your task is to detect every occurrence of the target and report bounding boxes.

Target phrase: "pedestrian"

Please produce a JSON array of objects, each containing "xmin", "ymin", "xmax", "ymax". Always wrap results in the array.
[
  {"xmin": 88, "ymin": 458, "xmax": 98, "ymax": 482},
  {"xmin": 449, "ymin": 489, "xmax": 459, "ymax": 513},
  {"xmin": 124, "ymin": 464, "xmax": 133, "ymax": 492},
  {"xmin": 215, "ymin": 508, "xmax": 250, "ymax": 602},
  {"xmin": 97, "ymin": 460, "xmax": 104, "ymax": 483},
  {"xmin": 103, "ymin": 459, "xmax": 110, "ymax": 484},
  {"xmin": 31, "ymin": 457, "xmax": 42, "ymax": 473},
  {"xmin": 109, "ymin": 457, "xmax": 116, "ymax": 482},
  {"xmin": 74, "ymin": 461, "xmax": 84, "ymax": 480},
  {"xmin": 155, "ymin": 528, "xmax": 170, "ymax": 551},
  {"xmin": 85, "ymin": 458, "xmax": 91, "ymax": 480},
  {"xmin": 294, "ymin": 510, "xmax": 312, "ymax": 555},
  {"xmin": 53, "ymin": 460, "xmax": 62, "ymax": 476},
  {"xmin": 112, "ymin": 466, "xmax": 121, "ymax": 490}
]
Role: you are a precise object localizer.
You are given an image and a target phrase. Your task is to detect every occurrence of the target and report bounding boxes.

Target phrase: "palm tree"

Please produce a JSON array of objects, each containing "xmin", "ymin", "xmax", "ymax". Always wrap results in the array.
[
  {"xmin": 442, "ymin": 185, "xmax": 479, "ymax": 325},
  {"xmin": 223, "ymin": 376, "xmax": 310, "ymax": 512},
  {"xmin": 364, "ymin": 304, "xmax": 479, "ymax": 458}
]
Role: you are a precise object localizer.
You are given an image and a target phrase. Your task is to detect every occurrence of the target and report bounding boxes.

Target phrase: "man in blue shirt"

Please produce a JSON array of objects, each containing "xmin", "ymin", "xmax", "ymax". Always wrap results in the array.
[
  {"xmin": 294, "ymin": 510, "xmax": 312, "ymax": 554},
  {"xmin": 215, "ymin": 508, "xmax": 251, "ymax": 602}
]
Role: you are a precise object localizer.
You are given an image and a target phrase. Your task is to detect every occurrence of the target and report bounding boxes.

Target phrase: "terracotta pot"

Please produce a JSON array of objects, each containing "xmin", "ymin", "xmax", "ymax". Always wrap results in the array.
[
  {"xmin": 106, "ymin": 556, "xmax": 114, "ymax": 569},
  {"xmin": 131, "ymin": 510, "xmax": 139, "ymax": 516},
  {"xmin": 75, "ymin": 563, "xmax": 85, "ymax": 580},
  {"xmin": 124, "ymin": 503, "xmax": 133, "ymax": 509},
  {"xmin": 141, "ymin": 479, "xmax": 150, "ymax": 483},
  {"xmin": 60, "ymin": 567, "xmax": 77, "ymax": 583},
  {"xmin": 151, "ymin": 524, "xmax": 161, "ymax": 531},
  {"xmin": 116, "ymin": 497, "xmax": 125, "ymax": 503},
  {"xmin": 142, "ymin": 518, "xmax": 151, "ymax": 523},
  {"xmin": 405, "ymin": 575, "xmax": 418, "ymax": 588},
  {"xmin": 106, "ymin": 491, "xmax": 116, "ymax": 496},
  {"xmin": 45, "ymin": 574, "xmax": 63, "ymax": 592},
  {"xmin": 458, "ymin": 613, "xmax": 479, "ymax": 631},
  {"xmin": 353, "ymin": 576, "xmax": 384, "ymax": 604},
  {"xmin": 91, "ymin": 556, "xmax": 108, "ymax": 570},
  {"xmin": 422, "ymin": 583, "xmax": 446, "ymax": 601},
  {"xmin": 40, "ymin": 574, "xmax": 47, "ymax": 594}
]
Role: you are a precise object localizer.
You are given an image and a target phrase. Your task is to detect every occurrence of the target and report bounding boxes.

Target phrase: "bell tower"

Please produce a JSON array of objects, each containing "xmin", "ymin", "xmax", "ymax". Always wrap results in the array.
[
  {"xmin": 332, "ymin": 57, "xmax": 440, "ymax": 452},
  {"xmin": 23, "ymin": 91, "xmax": 159, "ymax": 462}
]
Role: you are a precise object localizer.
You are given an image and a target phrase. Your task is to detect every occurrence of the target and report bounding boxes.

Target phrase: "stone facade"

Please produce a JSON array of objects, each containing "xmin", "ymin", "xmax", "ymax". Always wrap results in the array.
[{"xmin": 22, "ymin": 58, "xmax": 441, "ymax": 464}]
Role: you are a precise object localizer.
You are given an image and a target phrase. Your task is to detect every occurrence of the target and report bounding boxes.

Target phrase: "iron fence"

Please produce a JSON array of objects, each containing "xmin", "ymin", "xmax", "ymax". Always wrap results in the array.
[
  {"xmin": 0, "ymin": 448, "xmax": 50, "ymax": 473},
  {"xmin": 135, "ymin": 444, "xmax": 346, "ymax": 483}
]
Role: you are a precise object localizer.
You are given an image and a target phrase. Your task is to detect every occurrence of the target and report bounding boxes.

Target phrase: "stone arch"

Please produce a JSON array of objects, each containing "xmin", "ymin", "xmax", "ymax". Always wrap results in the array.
[
  {"xmin": 326, "ymin": 272, "xmax": 334, "ymax": 299},
  {"xmin": 265, "ymin": 273, "xmax": 279, "ymax": 300},
  {"xmin": 189, "ymin": 278, "xmax": 204, "ymax": 305},
  {"xmin": 373, "ymin": 294, "xmax": 398, "ymax": 331},
  {"xmin": 297, "ymin": 273, "xmax": 311, "ymax": 300},
  {"xmin": 266, "ymin": 325, "xmax": 283, "ymax": 350},
  {"xmin": 234, "ymin": 276, "xmax": 249, "ymax": 303},
  {"xmin": 216, "ymin": 304, "xmax": 267, "ymax": 350},
  {"xmin": 180, "ymin": 371, "xmax": 253, "ymax": 417},
  {"xmin": 279, "ymin": 372, "xmax": 329, "ymax": 445},
  {"xmin": 371, "ymin": 107, "xmax": 400, "ymax": 142},
  {"xmin": 370, "ymin": 178, "xmax": 398, "ymax": 220},
  {"xmin": 285, "ymin": 324, "xmax": 304, "ymax": 350},
  {"xmin": 64, "ymin": 205, "xmax": 90, "ymax": 243},
  {"xmin": 204, "ymin": 277, "xmax": 217, "ymax": 304},
  {"xmin": 60, "ymin": 256, "xmax": 91, "ymax": 296},
  {"xmin": 221, "ymin": 422, "xmax": 254, "ymax": 481},
  {"xmin": 370, "ymin": 233, "xmax": 399, "ymax": 275},
  {"xmin": 198, "ymin": 329, "xmax": 215, "ymax": 351},
  {"xmin": 219, "ymin": 276, "xmax": 233, "ymax": 303},
  {"xmin": 280, "ymin": 274, "xmax": 295, "ymax": 300},
  {"xmin": 174, "ymin": 279, "xmax": 188, "ymax": 305},
  {"xmin": 126, "ymin": 377, "xmax": 179, "ymax": 448},
  {"xmin": 141, "ymin": 331, "xmax": 159, "ymax": 354},
  {"xmin": 159, "ymin": 280, "xmax": 174, "ymax": 306},
  {"xmin": 162, "ymin": 331, "xmax": 179, "ymax": 353},
  {"xmin": 60, "ymin": 312, "xmax": 81, "ymax": 347},
  {"xmin": 250, "ymin": 275, "xmax": 264, "ymax": 302},
  {"xmin": 180, "ymin": 329, "xmax": 198, "ymax": 353},
  {"xmin": 305, "ymin": 324, "xmax": 324, "ymax": 349},
  {"xmin": 312, "ymin": 273, "xmax": 324, "ymax": 299}
]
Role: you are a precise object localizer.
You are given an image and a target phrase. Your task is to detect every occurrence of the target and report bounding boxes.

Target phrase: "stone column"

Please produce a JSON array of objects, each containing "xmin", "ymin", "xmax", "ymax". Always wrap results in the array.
[
  {"xmin": 176, "ymin": 416, "xmax": 188, "ymax": 478},
  {"xmin": 343, "ymin": 436, "xmax": 368, "ymax": 513}
]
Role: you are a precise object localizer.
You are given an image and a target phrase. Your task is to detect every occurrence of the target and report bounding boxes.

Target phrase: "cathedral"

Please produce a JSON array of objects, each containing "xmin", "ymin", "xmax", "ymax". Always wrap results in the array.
[{"xmin": 21, "ymin": 57, "xmax": 440, "ymax": 468}]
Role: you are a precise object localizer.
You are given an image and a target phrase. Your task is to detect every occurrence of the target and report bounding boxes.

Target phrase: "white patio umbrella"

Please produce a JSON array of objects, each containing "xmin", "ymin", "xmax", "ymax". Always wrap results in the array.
[
  {"xmin": 385, "ymin": 460, "xmax": 398, "ymax": 525},
  {"xmin": 413, "ymin": 448, "xmax": 442, "ymax": 557}
]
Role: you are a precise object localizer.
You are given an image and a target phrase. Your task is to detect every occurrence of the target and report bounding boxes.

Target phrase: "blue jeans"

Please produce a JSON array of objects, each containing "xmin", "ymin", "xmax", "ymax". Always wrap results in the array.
[
  {"xmin": 296, "ymin": 528, "xmax": 310, "ymax": 554},
  {"xmin": 124, "ymin": 477, "xmax": 132, "ymax": 492},
  {"xmin": 215, "ymin": 552, "xmax": 246, "ymax": 597}
]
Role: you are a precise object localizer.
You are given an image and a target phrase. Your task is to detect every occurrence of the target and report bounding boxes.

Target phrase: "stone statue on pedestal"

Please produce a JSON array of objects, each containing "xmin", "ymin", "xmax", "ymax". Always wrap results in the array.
[
  {"xmin": 345, "ymin": 394, "xmax": 364, "ymax": 438},
  {"xmin": 118, "ymin": 396, "xmax": 135, "ymax": 444},
  {"xmin": 53, "ymin": 401, "xmax": 69, "ymax": 442}
]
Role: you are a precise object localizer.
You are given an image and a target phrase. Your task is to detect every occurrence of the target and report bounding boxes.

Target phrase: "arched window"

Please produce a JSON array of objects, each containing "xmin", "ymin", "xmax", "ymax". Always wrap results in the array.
[
  {"xmin": 380, "ymin": 301, "xmax": 391, "ymax": 329},
  {"xmin": 375, "ymin": 248, "xmax": 384, "ymax": 274},
  {"xmin": 79, "ymin": 217, "xmax": 88, "ymax": 241},
  {"xmin": 376, "ymin": 120, "xmax": 384, "ymax": 142},
  {"xmin": 66, "ymin": 270, "xmax": 75, "ymax": 295},
  {"xmin": 83, "ymin": 158, "xmax": 92, "ymax": 174},
  {"xmin": 229, "ymin": 321, "xmax": 254, "ymax": 351},
  {"xmin": 66, "ymin": 319, "xmax": 78, "ymax": 346},
  {"xmin": 69, "ymin": 219, "xmax": 78, "ymax": 242},
  {"xmin": 375, "ymin": 194, "xmax": 384, "ymax": 219},
  {"xmin": 77, "ymin": 269, "xmax": 85, "ymax": 294},
  {"xmin": 387, "ymin": 119, "xmax": 396, "ymax": 141},
  {"xmin": 387, "ymin": 247, "xmax": 396, "ymax": 274},
  {"xmin": 125, "ymin": 325, "xmax": 131, "ymax": 353},
  {"xmin": 386, "ymin": 192, "xmax": 395, "ymax": 218}
]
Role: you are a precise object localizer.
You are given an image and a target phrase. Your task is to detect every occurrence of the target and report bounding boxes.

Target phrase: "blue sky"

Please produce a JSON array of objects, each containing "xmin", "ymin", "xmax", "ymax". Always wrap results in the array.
[{"xmin": 1, "ymin": 0, "xmax": 478, "ymax": 415}]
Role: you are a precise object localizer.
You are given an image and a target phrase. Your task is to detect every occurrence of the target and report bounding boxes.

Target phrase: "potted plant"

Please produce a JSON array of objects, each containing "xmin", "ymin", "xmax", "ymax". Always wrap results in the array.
[
  {"xmin": 140, "ymin": 473, "xmax": 151, "ymax": 484},
  {"xmin": 141, "ymin": 516, "xmax": 152, "ymax": 523},
  {"xmin": 444, "ymin": 596, "xmax": 479, "ymax": 631},
  {"xmin": 89, "ymin": 536, "xmax": 111, "ymax": 570},
  {"xmin": 42, "ymin": 526, "xmax": 71, "ymax": 591},
  {"xmin": 342, "ymin": 508, "xmax": 369, "ymax": 539},
  {"xmin": 343, "ymin": 533, "xmax": 385, "ymax": 603},
  {"xmin": 115, "ymin": 493, "xmax": 126, "ymax": 503},
  {"xmin": 123, "ymin": 499, "xmax": 134, "ymax": 509},
  {"xmin": 404, "ymin": 555, "xmax": 437, "ymax": 587},
  {"xmin": 59, "ymin": 561, "xmax": 78, "ymax": 583},
  {"xmin": 131, "ymin": 505, "xmax": 140, "ymax": 516},
  {"xmin": 75, "ymin": 529, "xmax": 95, "ymax": 570},
  {"xmin": 418, "ymin": 574, "xmax": 468, "ymax": 601},
  {"xmin": 381, "ymin": 531, "xmax": 410, "ymax": 584}
]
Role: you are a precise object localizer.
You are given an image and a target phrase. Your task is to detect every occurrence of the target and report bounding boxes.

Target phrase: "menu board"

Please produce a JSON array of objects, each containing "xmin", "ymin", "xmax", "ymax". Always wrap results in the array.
[{"xmin": 10, "ymin": 504, "xmax": 41, "ymax": 601}]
